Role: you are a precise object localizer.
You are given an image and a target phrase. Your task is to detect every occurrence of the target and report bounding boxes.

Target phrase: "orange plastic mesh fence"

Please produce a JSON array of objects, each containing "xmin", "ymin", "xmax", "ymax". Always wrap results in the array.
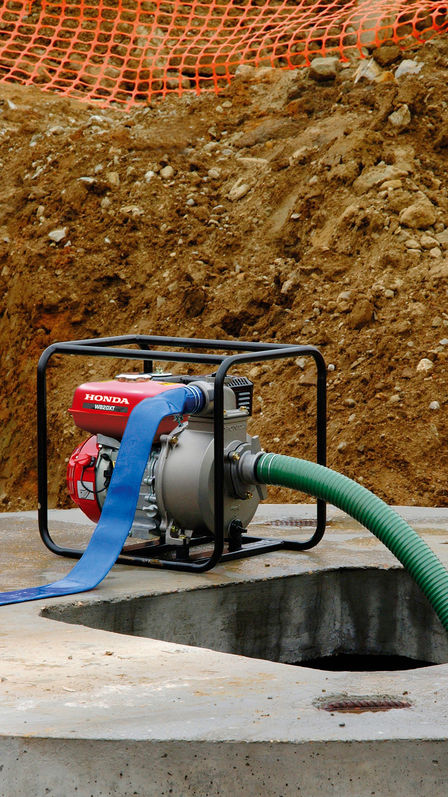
[{"xmin": 0, "ymin": 0, "xmax": 447, "ymax": 108}]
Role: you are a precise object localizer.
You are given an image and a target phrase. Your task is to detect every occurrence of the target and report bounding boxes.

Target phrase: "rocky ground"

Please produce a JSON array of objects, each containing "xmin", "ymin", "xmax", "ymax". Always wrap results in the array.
[{"xmin": 1, "ymin": 34, "xmax": 448, "ymax": 512}]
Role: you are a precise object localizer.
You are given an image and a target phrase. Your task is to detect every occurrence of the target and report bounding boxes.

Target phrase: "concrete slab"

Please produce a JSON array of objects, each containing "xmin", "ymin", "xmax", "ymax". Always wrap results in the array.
[{"xmin": 0, "ymin": 505, "xmax": 448, "ymax": 796}]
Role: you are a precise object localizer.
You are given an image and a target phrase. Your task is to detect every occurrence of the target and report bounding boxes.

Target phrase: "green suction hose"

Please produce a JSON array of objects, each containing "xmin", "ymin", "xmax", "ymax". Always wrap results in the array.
[{"xmin": 256, "ymin": 452, "xmax": 448, "ymax": 633}]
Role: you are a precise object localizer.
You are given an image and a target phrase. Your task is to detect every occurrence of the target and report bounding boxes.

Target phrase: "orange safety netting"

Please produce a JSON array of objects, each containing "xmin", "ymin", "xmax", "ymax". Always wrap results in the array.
[{"xmin": 0, "ymin": 0, "xmax": 447, "ymax": 108}]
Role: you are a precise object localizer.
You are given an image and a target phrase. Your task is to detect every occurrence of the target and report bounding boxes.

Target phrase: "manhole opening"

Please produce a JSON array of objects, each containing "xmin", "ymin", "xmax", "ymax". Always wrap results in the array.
[
  {"xmin": 42, "ymin": 567, "xmax": 448, "ymax": 670},
  {"xmin": 295, "ymin": 653, "xmax": 434, "ymax": 671}
]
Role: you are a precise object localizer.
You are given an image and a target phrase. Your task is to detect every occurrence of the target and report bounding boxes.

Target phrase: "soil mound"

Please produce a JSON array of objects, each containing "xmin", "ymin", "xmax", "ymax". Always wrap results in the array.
[{"xmin": 1, "ymin": 37, "xmax": 448, "ymax": 511}]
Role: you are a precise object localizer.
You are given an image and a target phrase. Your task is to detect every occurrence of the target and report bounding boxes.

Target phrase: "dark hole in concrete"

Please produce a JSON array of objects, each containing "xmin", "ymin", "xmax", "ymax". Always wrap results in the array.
[
  {"xmin": 296, "ymin": 653, "xmax": 434, "ymax": 671},
  {"xmin": 42, "ymin": 567, "xmax": 448, "ymax": 668}
]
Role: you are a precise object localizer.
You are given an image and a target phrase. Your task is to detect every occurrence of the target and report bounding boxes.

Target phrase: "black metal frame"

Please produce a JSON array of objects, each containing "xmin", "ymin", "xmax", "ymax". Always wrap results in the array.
[{"xmin": 37, "ymin": 334, "xmax": 327, "ymax": 572}]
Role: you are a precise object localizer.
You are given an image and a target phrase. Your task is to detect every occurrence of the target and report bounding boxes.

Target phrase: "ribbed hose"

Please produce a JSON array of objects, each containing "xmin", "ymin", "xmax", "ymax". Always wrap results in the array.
[{"xmin": 256, "ymin": 453, "xmax": 448, "ymax": 633}]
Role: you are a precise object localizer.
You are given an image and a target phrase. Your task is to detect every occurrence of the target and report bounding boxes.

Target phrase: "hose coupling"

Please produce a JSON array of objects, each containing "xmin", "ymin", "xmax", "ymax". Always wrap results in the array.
[{"xmin": 237, "ymin": 449, "xmax": 265, "ymax": 486}]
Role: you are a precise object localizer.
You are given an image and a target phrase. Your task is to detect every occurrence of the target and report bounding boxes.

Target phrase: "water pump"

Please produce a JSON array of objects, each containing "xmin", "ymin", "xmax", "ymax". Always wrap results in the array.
[
  {"xmin": 2, "ymin": 332, "xmax": 446, "ymax": 634},
  {"xmin": 66, "ymin": 371, "xmax": 267, "ymax": 551}
]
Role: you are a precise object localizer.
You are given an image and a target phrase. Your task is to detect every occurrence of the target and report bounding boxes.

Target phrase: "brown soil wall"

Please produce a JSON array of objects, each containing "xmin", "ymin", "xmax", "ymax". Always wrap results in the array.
[{"xmin": 1, "ymin": 38, "xmax": 448, "ymax": 511}]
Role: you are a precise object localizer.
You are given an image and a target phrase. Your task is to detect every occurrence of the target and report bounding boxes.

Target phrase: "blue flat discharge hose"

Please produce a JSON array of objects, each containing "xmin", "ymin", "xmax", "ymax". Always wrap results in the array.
[{"xmin": 0, "ymin": 386, "xmax": 200, "ymax": 606}]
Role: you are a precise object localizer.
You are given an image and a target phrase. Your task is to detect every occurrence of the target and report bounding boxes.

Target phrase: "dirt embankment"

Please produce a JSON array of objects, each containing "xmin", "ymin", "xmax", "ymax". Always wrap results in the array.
[{"xmin": 1, "ymin": 35, "xmax": 448, "ymax": 511}]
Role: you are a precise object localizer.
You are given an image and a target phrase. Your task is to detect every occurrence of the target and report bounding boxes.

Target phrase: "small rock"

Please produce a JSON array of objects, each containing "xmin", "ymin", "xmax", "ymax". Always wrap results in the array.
[
  {"xmin": 290, "ymin": 145, "xmax": 311, "ymax": 163},
  {"xmin": 144, "ymin": 170, "xmax": 156, "ymax": 182},
  {"xmin": 383, "ymin": 179, "xmax": 403, "ymax": 190},
  {"xmin": 432, "ymin": 317, "xmax": 442, "ymax": 327},
  {"xmin": 401, "ymin": 367, "xmax": 414, "ymax": 379},
  {"xmin": 160, "ymin": 165, "xmax": 175, "ymax": 179},
  {"xmin": 429, "ymin": 261, "xmax": 448, "ymax": 281},
  {"xmin": 420, "ymin": 234, "xmax": 438, "ymax": 249},
  {"xmin": 387, "ymin": 394, "xmax": 401, "ymax": 405},
  {"xmin": 208, "ymin": 167, "xmax": 221, "ymax": 179},
  {"xmin": 36, "ymin": 205, "xmax": 45, "ymax": 218},
  {"xmin": 299, "ymin": 367, "xmax": 317, "ymax": 386},
  {"xmin": 388, "ymin": 104, "xmax": 411, "ymax": 130},
  {"xmin": 399, "ymin": 200, "xmax": 437, "ymax": 229},
  {"xmin": 430, "ymin": 247, "xmax": 442, "ymax": 258},
  {"xmin": 248, "ymin": 366, "xmax": 263, "ymax": 381},
  {"xmin": 395, "ymin": 59, "xmax": 423, "ymax": 78},
  {"xmin": 436, "ymin": 230, "xmax": 448, "ymax": 249},
  {"xmin": 408, "ymin": 301, "xmax": 426, "ymax": 317},
  {"xmin": 337, "ymin": 441, "xmax": 348, "ymax": 453},
  {"xmin": 384, "ymin": 289, "xmax": 395, "ymax": 298},
  {"xmin": 396, "ymin": 320, "xmax": 411, "ymax": 333},
  {"xmin": 46, "ymin": 125, "xmax": 66, "ymax": 136},
  {"xmin": 344, "ymin": 398, "xmax": 356, "ymax": 407},
  {"xmin": 405, "ymin": 239, "xmax": 421, "ymax": 249},
  {"xmin": 429, "ymin": 401, "xmax": 440, "ymax": 410},
  {"xmin": 183, "ymin": 285, "xmax": 206, "ymax": 316},
  {"xmin": 416, "ymin": 358, "xmax": 434, "ymax": 373},
  {"xmin": 120, "ymin": 205, "xmax": 144, "ymax": 217},
  {"xmin": 237, "ymin": 118, "xmax": 297, "ymax": 147},
  {"xmin": 101, "ymin": 196, "xmax": 112, "ymax": 210},
  {"xmin": 439, "ymin": 339, "xmax": 448, "ymax": 346},
  {"xmin": 281, "ymin": 277, "xmax": 298, "ymax": 295},
  {"xmin": 309, "ymin": 56, "xmax": 339, "ymax": 82},
  {"xmin": 372, "ymin": 44, "xmax": 401, "ymax": 67},
  {"xmin": 295, "ymin": 357, "xmax": 306, "ymax": 370},
  {"xmin": 327, "ymin": 364, "xmax": 335, "ymax": 371},
  {"xmin": 353, "ymin": 58, "xmax": 383, "ymax": 84},
  {"xmin": 235, "ymin": 64, "xmax": 255, "ymax": 78},
  {"xmin": 337, "ymin": 290, "xmax": 351, "ymax": 303},
  {"xmin": 348, "ymin": 298, "xmax": 374, "ymax": 329},
  {"xmin": 228, "ymin": 179, "xmax": 251, "ymax": 201},
  {"xmin": 48, "ymin": 227, "xmax": 67, "ymax": 243},
  {"xmin": 106, "ymin": 171, "xmax": 120, "ymax": 187},
  {"xmin": 88, "ymin": 114, "xmax": 105, "ymax": 125},
  {"xmin": 186, "ymin": 197, "xmax": 196, "ymax": 207},
  {"xmin": 353, "ymin": 164, "xmax": 409, "ymax": 195}
]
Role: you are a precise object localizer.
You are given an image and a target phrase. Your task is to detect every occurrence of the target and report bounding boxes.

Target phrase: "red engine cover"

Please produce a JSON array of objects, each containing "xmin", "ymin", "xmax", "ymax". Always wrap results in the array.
[
  {"xmin": 69, "ymin": 377, "xmax": 185, "ymax": 440},
  {"xmin": 67, "ymin": 435, "xmax": 101, "ymax": 522}
]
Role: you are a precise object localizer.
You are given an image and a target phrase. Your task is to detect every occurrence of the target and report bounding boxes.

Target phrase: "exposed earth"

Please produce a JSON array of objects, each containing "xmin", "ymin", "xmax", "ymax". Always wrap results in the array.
[{"xmin": 1, "ymin": 34, "xmax": 448, "ymax": 512}]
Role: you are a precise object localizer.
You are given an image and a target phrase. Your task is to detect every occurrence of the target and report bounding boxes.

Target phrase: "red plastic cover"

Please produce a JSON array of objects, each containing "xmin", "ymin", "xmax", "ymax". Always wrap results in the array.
[
  {"xmin": 69, "ymin": 377, "xmax": 185, "ymax": 439},
  {"xmin": 66, "ymin": 435, "xmax": 101, "ymax": 522}
]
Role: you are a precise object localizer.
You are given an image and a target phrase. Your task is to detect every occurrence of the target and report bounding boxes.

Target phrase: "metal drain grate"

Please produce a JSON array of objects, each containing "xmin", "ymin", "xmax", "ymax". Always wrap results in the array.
[
  {"xmin": 316, "ymin": 694, "xmax": 413, "ymax": 713},
  {"xmin": 257, "ymin": 518, "xmax": 318, "ymax": 528}
]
